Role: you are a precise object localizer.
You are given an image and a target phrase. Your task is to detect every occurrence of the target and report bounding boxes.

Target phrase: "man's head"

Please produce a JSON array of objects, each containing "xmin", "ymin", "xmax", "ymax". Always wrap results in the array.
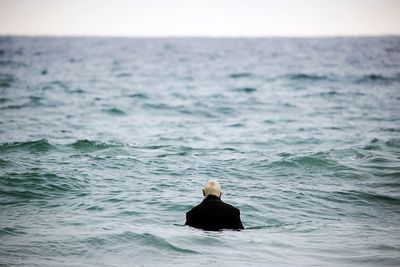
[{"xmin": 202, "ymin": 180, "xmax": 222, "ymax": 198}]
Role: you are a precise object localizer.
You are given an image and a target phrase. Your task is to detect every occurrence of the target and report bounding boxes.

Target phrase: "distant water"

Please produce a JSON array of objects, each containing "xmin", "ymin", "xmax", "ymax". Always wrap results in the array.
[{"xmin": 1, "ymin": 37, "xmax": 400, "ymax": 266}]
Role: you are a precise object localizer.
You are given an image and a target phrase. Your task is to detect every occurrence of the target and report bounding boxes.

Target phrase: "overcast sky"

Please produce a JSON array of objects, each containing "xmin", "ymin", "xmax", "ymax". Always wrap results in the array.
[{"xmin": 0, "ymin": 0, "xmax": 399, "ymax": 36}]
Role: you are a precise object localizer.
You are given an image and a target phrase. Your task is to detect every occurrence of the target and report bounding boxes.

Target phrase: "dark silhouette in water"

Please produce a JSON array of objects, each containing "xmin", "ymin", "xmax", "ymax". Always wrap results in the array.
[{"xmin": 185, "ymin": 180, "xmax": 244, "ymax": 231}]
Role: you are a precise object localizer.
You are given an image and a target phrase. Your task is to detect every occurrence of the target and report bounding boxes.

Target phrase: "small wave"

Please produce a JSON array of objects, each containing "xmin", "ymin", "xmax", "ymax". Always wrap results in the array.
[
  {"xmin": 369, "ymin": 182, "xmax": 400, "ymax": 189},
  {"xmin": 228, "ymin": 72, "xmax": 253, "ymax": 79},
  {"xmin": 0, "ymin": 60, "xmax": 13, "ymax": 65},
  {"xmin": 265, "ymin": 152, "xmax": 340, "ymax": 170},
  {"xmin": 119, "ymin": 210, "xmax": 141, "ymax": 216},
  {"xmin": 149, "ymin": 144, "xmax": 193, "ymax": 152},
  {"xmin": 143, "ymin": 102, "xmax": 179, "ymax": 111},
  {"xmin": 0, "ymin": 227, "xmax": 27, "ymax": 236},
  {"xmin": 136, "ymin": 232, "xmax": 199, "ymax": 254},
  {"xmin": 68, "ymin": 88, "xmax": 85, "ymax": 94},
  {"xmin": 116, "ymin": 73, "xmax": 131, "ymax": 78},
  {"xmin": 70, "ymin": 139, "xmax": 121, "ymax": 151},
  {"xmin": 215, "ymin": 106, "xmax": 235, "ymax": 115},
  {"xmin": 84, "ymin": 231, "xmax": 198, "ymax": 254},
  {"xmin": 156, "ymin": 151, "xmax": 189, "ymax": 158},
  {"xmin": 363, "ymin": 137, "xmax": 400, "ymax": 151},
  {"xmin": 49, "ymin": 80, "xmax": 69, "ymax": 90},
  {"xmin": 380, "ymin": 127, "xmax": 400, "ymax": 133},
  {"xmin": 286, "ymin": 73, "xmax": 328, "ymax": 81},
  {"xmin": 263, "ymin": 119, "xmax": 275, "ymax": 124},
  {"xmin": 138, "ymin": 144, "xmax": 169, "ymax": 150},
  {"xmin": 363, "ymin": 138, "xmax": 382, "ymax": 151},
  {"xmin": 178, "ymin": 108, "xmax": 216, "ymax": 118},
  {"xmin": 331, "ymin": 190, "xmax": 400, "ymax": 206},
  {"xmin": 385, "ymin": 138, "xmax": 400, "ymax": 148},
  {"xmin": 0, "ymin": 139, "xmax": 55, "ymax": 153},
  {"xmin": 356, "ymin": 73, "xmax": 400, "ymax": 84},
  {"xmin": 86, "ymin": 205, "xmax": 105, "ymax": 211},
  {"xmin": 231, "ymin": 87, "xmax": 257, "ymax": 93},
  {"xmin": 0, "ymin": 97, "xmax": 10, "ymax": 104},
  {"xmin": 0, "ymin": 172, "xmax": 83, "ymax": 203},
  {"xmin": 104, "ymin": 107, "xmax": 126, "ymax": 115},
  {"xmin": 128, "ymin": 93, "xmax": 149, "ymax": 99},
  {"xmin": 0, "ymin": 96, "xmax": 50, "ymax": 110},
  {"xmin": 293, "ymin": 153, "xmax": 337, "ymax": 167},
  {"xmin": 319, "ymin": 90, "xmax": 341, "ymax": 97},
  {"xmin": 245, "ymin": 225, "xmax": 276, "ymax": 230},
  {"xmin": 228, "ymin": 123, "xmax": 245, "ymax": 128},
  {"xmin": 0, "ymin": 73, "xmax": 16, "ymax": 88},
  {"xmin": 0, "ymin": 103, "xmax": 28, "ymax": 110},
  {"xmin": 0, "ymin": 158, "xmax": 14, "ymax": 167}
]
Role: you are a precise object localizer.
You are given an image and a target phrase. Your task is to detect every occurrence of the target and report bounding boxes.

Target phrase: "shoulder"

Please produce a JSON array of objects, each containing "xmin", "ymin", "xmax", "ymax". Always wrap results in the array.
[
  {"xmin": 186, "ymin": 202, "xmax": 203, "ymax": 215},
  {"xmin": 221, "ymin": 201, "xmax": 241, "ymax": 213}
]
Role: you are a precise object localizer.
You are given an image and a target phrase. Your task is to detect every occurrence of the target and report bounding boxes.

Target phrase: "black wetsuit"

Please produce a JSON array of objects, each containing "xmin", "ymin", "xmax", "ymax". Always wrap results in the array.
[{"xmin": 185, "ymin": 195, "xmax": 244, "ymax": 231}]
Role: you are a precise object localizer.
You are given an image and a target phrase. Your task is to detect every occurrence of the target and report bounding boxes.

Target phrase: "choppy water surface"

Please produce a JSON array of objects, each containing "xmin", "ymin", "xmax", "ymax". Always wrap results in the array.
[{"xmin": 1, "ymin": 37, "xmax": 400, "ymax": 266}]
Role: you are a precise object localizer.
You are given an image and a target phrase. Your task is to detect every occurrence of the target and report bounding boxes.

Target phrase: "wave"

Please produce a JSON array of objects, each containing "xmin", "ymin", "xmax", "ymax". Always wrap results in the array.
[
  {"xmin": 0, "ymin": 97, "xmax": 10, "ymax": 104},
  {"xmin": 0, "ymin": 73, "xmax": 16, "ymax": 88},
  {"xmin": 83, "ymin": 231, "xmax": 198, "ymax": 254},
  {"xmin": 0, "ymin": 227, "xmax": 27, "ymax": 237},
  {"xmin": 285, "ymin": 73, "xmax": 329, "ymax": 81},
  {"xmin": 70, "ymin": 139, "xmax": 122, "ymax": 151},
  {"xmin": 280, "ymin": 73, "xmax": 400, "ymax": 84},
  {"xmin": 330, "ymin": 190, "xmax": 400, "ymax": 206},
  {"xmin": 0, "ymin": 139, "xmax": 125, "ymax": 153},
  {"xmin": 103, "ymin": 107, "xmax": 126, "ymax": 115},
  {"xmin": 0, "ymin": 95, "xmax": 56, "ymax": 110},
  {"xmin": 115, "ymin": 73, "xmax": 131, "ymax": 78},
  {"xmin": 0, "ymin": 171, "xmax": 85, "ymax": 203},
  {"xmin": 228, "ymin": 72, "xmax": 253, "ymax": 79},
  {"xmin": 0, "ymin": 158, "xmax": 14, "ymax": 167},
  {"xmin": 231, "ymin": 87, "xmax": 257, "ymax": 93},
  {"xmin": 385, "ymin": 138, "xmax": 400, "ymax": 148},
  {"xmin": 262, "ymin": 151, "xmax": 345, "ymax": 170},
  {"xmin": 0, "ymin": 139, "xmax": 202, "ymax": 154},
  {"xmin": 254, "ymin": 147, "xmax": 399, "ymax": 178},
  {"xmin": 143, "ymin": 102, "xmax": 180, "ymax": 111},
  {"xmin": 0, "ymin": 139, "xmax": 55, "ymax": 153},
  {"xmin": 363, "ymin": 137, "xmax": 400, "ymax": 151},
  {"xmin": 68, "ymin": 88, "xmax": 85, "ymax": 94},
  {"xmin": 356, "ymin": 73, "xmax": 400, "ymax": 84},
  {"xmin": 128, "ymin": 93, "xmax": 149, "ymax": 99}
]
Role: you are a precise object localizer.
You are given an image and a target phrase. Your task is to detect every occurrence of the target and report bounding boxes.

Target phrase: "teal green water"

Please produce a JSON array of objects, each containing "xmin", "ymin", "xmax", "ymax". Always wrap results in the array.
[{"xmin": 1, "ymin": 37, "xmax": 400, "ymax": 266}]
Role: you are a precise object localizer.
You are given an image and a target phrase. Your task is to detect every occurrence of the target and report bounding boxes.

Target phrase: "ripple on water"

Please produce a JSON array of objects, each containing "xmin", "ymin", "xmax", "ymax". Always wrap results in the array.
[
  {"xmin": 258, "ymin": 151, "xmax": 345, "ymax": 171},
  {"xmin": 0, "ymin": 171, "xmax": 87, "ymax": 204},
  {"xmin": 83, "ymin": 231, "xmax": 199, "ymax": 255},
  {"xmin": 328, "ymin": 190, "xmax": 400, "ymax": 206},
  {"xmin": 0, "ymin": 226, "xmax": 27, "ymax": 237}
]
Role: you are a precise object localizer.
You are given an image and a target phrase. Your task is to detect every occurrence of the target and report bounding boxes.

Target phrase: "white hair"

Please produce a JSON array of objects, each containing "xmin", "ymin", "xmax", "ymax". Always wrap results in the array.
[{"xmin": 203, "ymin": 180, "xmax": 222, "ymax": 197}]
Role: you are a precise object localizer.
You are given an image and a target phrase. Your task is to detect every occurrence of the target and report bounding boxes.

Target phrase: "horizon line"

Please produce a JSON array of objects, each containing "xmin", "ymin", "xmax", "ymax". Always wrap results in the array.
[{"xmin": 1, "ymin": 33, "xmax": 399, "ymax": 39}]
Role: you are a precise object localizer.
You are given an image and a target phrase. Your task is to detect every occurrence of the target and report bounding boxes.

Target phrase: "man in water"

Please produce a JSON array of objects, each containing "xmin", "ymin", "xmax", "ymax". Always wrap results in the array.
[{"xmin": 185, "ymin": 180, "xmax": 244, "ymax": 231}]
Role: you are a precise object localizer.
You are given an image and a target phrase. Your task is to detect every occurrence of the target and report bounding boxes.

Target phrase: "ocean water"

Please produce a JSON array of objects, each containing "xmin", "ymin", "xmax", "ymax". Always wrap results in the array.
[{"xmin": 1, "ymin": 36, "xmax": 400, "ymax": 266}]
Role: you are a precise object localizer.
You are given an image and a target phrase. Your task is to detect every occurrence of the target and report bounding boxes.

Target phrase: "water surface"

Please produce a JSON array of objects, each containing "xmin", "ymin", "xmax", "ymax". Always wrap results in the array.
[{"xmin": 1, "ymin": 37, "xmax": 400, "ymax": 266}]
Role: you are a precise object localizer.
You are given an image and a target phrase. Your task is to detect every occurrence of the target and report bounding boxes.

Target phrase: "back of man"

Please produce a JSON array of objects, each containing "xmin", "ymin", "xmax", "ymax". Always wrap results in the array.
[{"xmin": 185, "ymin": 180, "xmax": 244, "ymax": 231}]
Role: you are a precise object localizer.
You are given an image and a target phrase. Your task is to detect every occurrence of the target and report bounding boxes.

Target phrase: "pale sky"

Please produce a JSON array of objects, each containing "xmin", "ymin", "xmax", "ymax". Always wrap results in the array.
[{"xmin": 0, "ymin": 0, "xmax": 399, "ymax": 36}]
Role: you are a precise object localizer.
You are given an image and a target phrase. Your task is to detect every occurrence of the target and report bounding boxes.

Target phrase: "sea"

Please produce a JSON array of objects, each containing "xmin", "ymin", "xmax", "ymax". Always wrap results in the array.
[{"xmin": 0, "ymin": 36, "xmax": 400, "ymax": 266}]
